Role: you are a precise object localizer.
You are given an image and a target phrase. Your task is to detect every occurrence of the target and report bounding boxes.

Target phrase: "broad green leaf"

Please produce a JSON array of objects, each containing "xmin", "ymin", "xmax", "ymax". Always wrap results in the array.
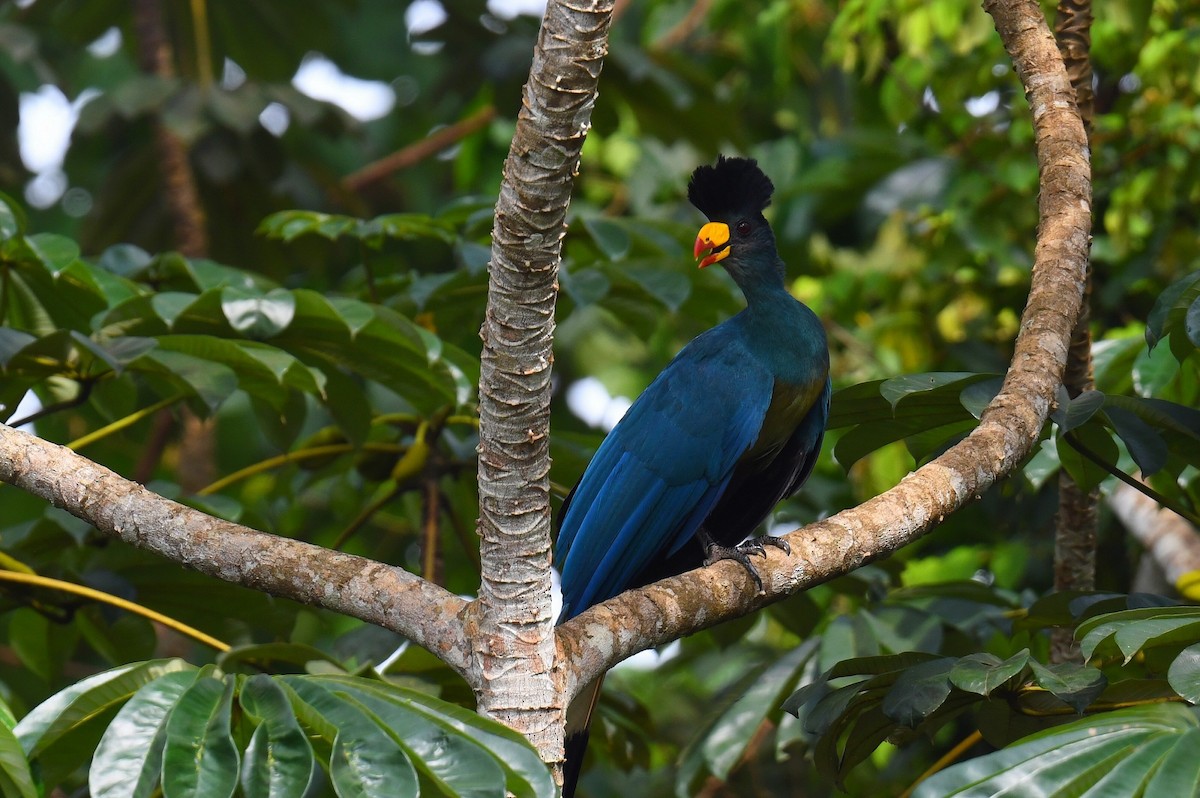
[
  {"xmin": 139, "ymin": 349, "xmax": 239, "ymax": 410},
  {"xmin": 99, "ymin": 244, "xmax": 153, "ymax": 277},
  {"xmin": 1114, "ymin": 617, "xmax": 1200, "ymax": 663},
  {"xmin": 161, "ymin": 676, "xmax": 240, "ymax": 798},
  {"xmin": 1187, "ymin": 296, "xmax": 1200, "ymax": 347},
  {"xmin": 914, "ymin": 705, "xmax": 1198, "ymax": 797},
  {"xmin": 1079, "ymin": 607, "xmax": 1200, "ymax": 662},
  {"xmin": 560, "ymin": 265, "xmax": 611, "ymax": 305},
  {"xmin": 879, "ymin": 372, "xmax": 985, "ymax": 409},
  {"xmin": 91, "ymin": 669, "xmax": 202, "ymax": 798},
  {"xmin": 16, "ymin": 660, "xmax": 193, "ymax": 758},
  {"xmin": 950, "ymin": 650, "xmax": 1030, "ymax": 696},
  {"xmin": 1106, "ymin": 405, "xmax": 1169, "ymax": 476},
  {"xmin": 1052, "ymin": 389, "xmax": 1105, "ymax": 432},
  {"xmin": 623, "ymin": 264, "xmax": 692, "ymax": 311},
  {"xmin": 25, "ymin": 233, "xmax": 81, "ymax": 274},
  {"xmin": 1168, "ymin": 643, "xmax": 1200, "ymax": 704},
  {"xmin": 880, "ymin": 657, "xmax": 955, "ymax": 726},
  {"xmin": 1144, "ymin": 726, "xmax": 1200, "ymax": 795},
  {"xmin": 583, "ymin": 217, "xmax": 632, "ymax": 260},
  {"xmin": 0, "ymin": 191, "xmax": 22, "ymax": 240},
  {"xmin": 280, "ymin": 678, "xmax": 417, "ymax": 798},
  {"xmin": 239, "ymin": 676, "xmax": 315, "ymax": 798},
  {"xmin": 337, "ymin": 689, "xmax": 506, "ymax": 798},
  {"xmin": 1028, "ymin": 660, "xmax": 1106, "ymax": 713},
  {"xmin": 1056, "ymin": 422, "xmax": 1118, "ymax": 491},
  {"xmin": 221, "ymin": 287, "xmax": 297, "ymax": 339},
  {"xmin": 313, "ymin": 676, "xmax": 555, "ymax": 798},
  {"xmin": 0, "ymin": 720, "xmax": 35, "ymax": 798},
  {"xmin": 1146, "ymin": 271, "xmax": 1200, "ymax": 349}
]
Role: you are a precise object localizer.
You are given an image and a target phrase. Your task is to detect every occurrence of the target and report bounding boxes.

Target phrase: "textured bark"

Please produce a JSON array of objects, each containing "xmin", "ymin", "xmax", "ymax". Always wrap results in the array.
[
  {"xmin": 467, "ymin": 0, "xmax": 615, "ymax": 768},
  {"xmin": 559, "ymin": 0, "xmax": 1091, "ymax": 697},
  {"xmin": 0, "ymin": 425, "xmax": 471, "ymax": 670},
  {"xmin": 1050, "ymin": 0, "xmax": 1095, "ymax": 663}
]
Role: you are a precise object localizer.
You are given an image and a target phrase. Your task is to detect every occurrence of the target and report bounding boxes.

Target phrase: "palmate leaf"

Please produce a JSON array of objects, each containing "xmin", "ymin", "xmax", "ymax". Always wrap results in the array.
[
  {"xmin": 914, "ymin": 705, "xmax": 1200, "ymax": 797},
  {"xmin": 90, "ymin": 669, "xmax": 203, "ymax": 798},
  {"xmin": 17, "ymin": 662, "xmax": 552, "ymax": 798}
]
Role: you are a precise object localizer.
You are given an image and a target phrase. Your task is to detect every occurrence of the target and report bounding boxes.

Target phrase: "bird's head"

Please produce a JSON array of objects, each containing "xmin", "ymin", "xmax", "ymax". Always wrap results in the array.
[{"xmin": 688, "ymin": 156, "xmax": 781, "ymax": 284}]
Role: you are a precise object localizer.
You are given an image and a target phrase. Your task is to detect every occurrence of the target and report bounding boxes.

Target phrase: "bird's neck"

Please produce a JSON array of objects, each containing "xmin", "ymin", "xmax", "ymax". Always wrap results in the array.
[{"xmin": 738, "ymin": 273, "xmax": 828, "ymax": 384}]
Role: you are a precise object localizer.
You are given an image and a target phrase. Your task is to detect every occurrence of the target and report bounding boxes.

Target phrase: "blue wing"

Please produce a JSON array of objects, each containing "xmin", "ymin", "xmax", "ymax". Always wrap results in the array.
[{"xmin": 555, "ymin": 328, "xmax": 774, "ymax": 621}]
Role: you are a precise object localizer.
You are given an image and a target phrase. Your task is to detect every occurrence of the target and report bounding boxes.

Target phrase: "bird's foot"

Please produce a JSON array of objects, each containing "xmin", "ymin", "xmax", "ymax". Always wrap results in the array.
[{"xmin": 703, "ymin": 536, "xmax": 792, "ymax": 594}]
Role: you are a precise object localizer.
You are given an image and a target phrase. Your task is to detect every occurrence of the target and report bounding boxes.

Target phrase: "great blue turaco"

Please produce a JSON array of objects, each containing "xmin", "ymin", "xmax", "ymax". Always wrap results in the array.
[{"xmin": 554, "ymin": 156, "xmax": 831, "ymax": 796}]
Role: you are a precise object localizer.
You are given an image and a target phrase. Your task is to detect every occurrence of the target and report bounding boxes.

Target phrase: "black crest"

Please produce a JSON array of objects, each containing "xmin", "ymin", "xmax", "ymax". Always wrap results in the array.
[{"xmin": 687, "ymin": 156, "xmax": 774, "ymax": 221}]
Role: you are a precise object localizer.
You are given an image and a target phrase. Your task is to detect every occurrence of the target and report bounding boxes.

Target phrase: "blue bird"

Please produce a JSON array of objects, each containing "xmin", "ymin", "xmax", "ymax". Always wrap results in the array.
[{"xmin": 555, "ymin": 156, "xmax": 831, "ymax": 795}]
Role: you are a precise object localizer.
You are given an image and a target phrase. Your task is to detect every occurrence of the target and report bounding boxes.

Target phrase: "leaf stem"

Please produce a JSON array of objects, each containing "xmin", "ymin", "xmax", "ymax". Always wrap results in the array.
[
  {"xmin": 197, "ymin": 442, "xmax": 403, "ymax": 496},
  {"xmin": 67, "ymin": 393, "xmax": 184, "ymax": 451},
  {"xmin": 0, "ymin": 569, "xmax": 229, "ymax": 651},
  {"xmin": 902, "ymin": 730, "xmax": 982, "ymax": 798},
  {"xmin": 1062, "ymin": 431, "xmax": 1200, "ymax": 527}
]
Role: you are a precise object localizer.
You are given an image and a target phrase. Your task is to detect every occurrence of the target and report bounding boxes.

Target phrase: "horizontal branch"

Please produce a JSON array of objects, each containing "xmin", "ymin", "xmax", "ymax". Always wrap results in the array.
[
  {"xmin": 0, "ymin": 424, "xmax": 471, "ymax": 673},
  {"xmin": 558, "ymin": 0, "xmax": 1092, "ymax": 698}
]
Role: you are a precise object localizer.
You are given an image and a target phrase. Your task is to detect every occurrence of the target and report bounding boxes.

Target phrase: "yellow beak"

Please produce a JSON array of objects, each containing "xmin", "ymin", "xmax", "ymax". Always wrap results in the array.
[{"xmin": 694, "ymin": 222, "xmax": 730, "ymax": 268}]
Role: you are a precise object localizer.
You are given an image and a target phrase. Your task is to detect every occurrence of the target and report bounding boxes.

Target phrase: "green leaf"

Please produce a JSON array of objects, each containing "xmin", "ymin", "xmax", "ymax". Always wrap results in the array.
[
  {"xmin": 1146, "ymin": 271, "xmax": 1200, "ymax": 349},
  {"xmin": 880, "ymin": 657, "xmax": 955, "ymax": 726},
  {"xmin": 0, "ymin": 720, "xmax": 35, "ymax": 798},
  {"xmin": 280, "ymin": 678, "xmax": 417, "ymax": 798},
  {"xmin": 140, "ymin": 350, "xmax": 239, "ymax": 410},
  {"xmin": 312, "ymin": 676, "xmax": 554, "ymax": 798},
  {"xmin": 25, "ymin": 233, "xmax": 81, "ymax": 274},
  {"xmin": 90, "ymin": 669, "xmax": 202, "ymax": 798},
  {"xmin": 160, "ymin": 675, "xmax": 240, "ymax": 798},
  {"xmin": 99, "ymin": 244, "xmax": 153, "ymax": 277},
  {"xmin": 879, "ymin": 372, "xmax": 984, "ymax": 409},
  {"xmin": 1168, "ymin": 643, "xmax": 1200, "ymax": 704},
  {"xmin": 1079, "ymin": 607, "xmax": 1200, "ymax": 662},
  {"xmin": 583, "ymin": 217, "xmax": 633, "ymax": 260},
  {"xmin": 336, "ymin": 688, "xmax": 507, "ymax": 798},
  {"xmin": 949, "ymin": 650, "xmax": 1030, "ymax": 696},
  {"xmin": 1052, "ymin": 389, "xmax": 1105, "ymax": 432},
  {"xmin": 239, "ymin": 676, "xmax": 315, "ymax": 798},
  {"xmin": 560, "ymin": 265, "xmax": 611, "ymax": 306},
  {"xmin": 1106, "ymin": 406, "xmax": 1169, "ymax": 476},
  {"xmin": 0, "ymin": 191, "xmax": 24, "ymax": 240},
  {"xmin": 1028, "ymin": 660, "xmax": 1106, "ymax": 713},
  {"xmin": 221, "ymin": 287, "xmax": 297, "ymax": 339},
  {"xmin": 1187, "ymin": 296, "xmax": 1200, "ymax": 348},
  {"xmin": 1057, "ymin": 422, "xmax": 1118, "ymax": 491},
  {"xmin": 914, "ymin": 705, "xmax": 1199, "ymax": 797},
  {"xmin": 16, "ymin": 659, "xmax": 194, "ymax": 758}
]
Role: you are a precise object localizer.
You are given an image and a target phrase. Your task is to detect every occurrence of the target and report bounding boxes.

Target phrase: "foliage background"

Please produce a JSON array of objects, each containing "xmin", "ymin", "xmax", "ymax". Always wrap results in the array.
[{"xmin": 0, "ymin": 0, "xmax": 1198, "ymax": 795}]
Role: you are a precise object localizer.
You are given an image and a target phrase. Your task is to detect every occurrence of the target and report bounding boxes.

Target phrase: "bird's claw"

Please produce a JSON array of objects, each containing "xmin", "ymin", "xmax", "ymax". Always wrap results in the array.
[{"xmin": 703, "ymin": 535, "xmax": 791, "ymax": 594}]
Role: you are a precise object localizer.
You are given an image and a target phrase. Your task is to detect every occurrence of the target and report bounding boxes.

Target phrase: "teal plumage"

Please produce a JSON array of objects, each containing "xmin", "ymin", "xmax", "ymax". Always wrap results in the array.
[{"xmin": 555, "ymin": 156, "xmax": 830, "ymax": 795}]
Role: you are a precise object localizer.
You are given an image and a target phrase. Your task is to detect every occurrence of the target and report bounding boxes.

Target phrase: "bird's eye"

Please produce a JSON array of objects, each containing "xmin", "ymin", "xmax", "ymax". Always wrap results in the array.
[{"xmin": 736, "ymin": 220, "xmax": 752, "ymax": 237}]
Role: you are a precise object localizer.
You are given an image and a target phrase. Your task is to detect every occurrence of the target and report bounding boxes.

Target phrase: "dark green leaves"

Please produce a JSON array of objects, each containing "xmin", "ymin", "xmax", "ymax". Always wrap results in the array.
[
  {"xmin": 829, "ymin": 372, "xmax": 998, "ymax": 468},
  {"xmin": 16, "ymin": 662, "xmax": 553, "ymax": 798}
]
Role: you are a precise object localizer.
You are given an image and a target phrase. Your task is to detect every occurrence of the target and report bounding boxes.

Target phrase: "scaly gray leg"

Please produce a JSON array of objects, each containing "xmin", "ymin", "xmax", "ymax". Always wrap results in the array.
[{"xmin": 698, "ymin": 529, "xmax": 791, "ymax": 593}]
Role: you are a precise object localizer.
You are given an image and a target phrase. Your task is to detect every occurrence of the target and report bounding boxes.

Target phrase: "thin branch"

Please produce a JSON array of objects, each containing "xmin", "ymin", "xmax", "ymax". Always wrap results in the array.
[
  {"xmin": 558, "ymin": 0, "xmax": 1091, "ymax": 699},
  {"xmin": 0, "ymin": 423, "xmax": 472, "ymax": 674},
  {"xmin": 342, "ymin": 106, "xmax": 497, "ymax": 192},
  {"xmin": 1062, "ymin": 432, "xmax": 1200, "ymax": 527},
  {"xmin": 7, "ymin": 381, "xmax": 93, "ymax": 429}
]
